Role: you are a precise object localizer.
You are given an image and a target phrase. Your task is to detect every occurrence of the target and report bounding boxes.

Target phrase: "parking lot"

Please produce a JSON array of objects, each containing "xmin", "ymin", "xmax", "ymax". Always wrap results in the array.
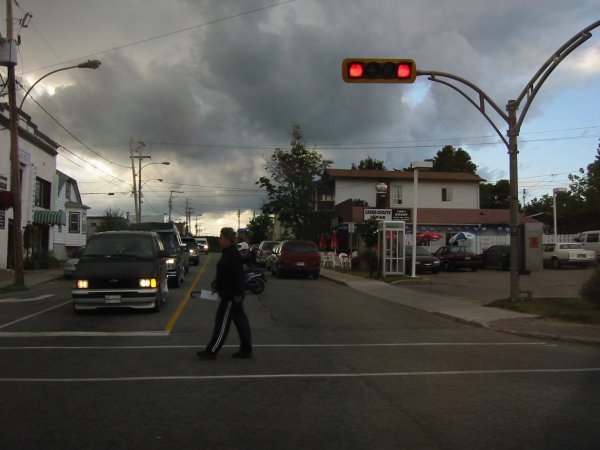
[{"xmin": 403, "ymin": 266, "xmax": 597, "ymax": 304}]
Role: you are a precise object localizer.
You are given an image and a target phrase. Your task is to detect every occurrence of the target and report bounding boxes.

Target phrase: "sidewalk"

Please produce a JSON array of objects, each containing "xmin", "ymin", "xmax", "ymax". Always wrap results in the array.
[
  {"xmin": 320, "ymin": 268, "xmax": 600, "ymax": 346},
  {"xmin": 0, "ymin": 268, "xmax": 64, "ymax": 290}
]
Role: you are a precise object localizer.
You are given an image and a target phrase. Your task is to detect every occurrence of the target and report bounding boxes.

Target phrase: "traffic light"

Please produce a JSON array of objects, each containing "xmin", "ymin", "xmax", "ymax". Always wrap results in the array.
[{"xmin": 342, "ymin": 58, "xmax": 417, "ymax": 83}]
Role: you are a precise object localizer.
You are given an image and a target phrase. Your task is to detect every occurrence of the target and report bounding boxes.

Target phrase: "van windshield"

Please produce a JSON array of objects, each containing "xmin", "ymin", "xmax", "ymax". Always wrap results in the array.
[
  {"xmin": 84, "ymin": 235, "xmax": 154, "ymax": 258},
  {"xmin": 158, "ymin": 232, "xmax": 180, "ymax": 253}
]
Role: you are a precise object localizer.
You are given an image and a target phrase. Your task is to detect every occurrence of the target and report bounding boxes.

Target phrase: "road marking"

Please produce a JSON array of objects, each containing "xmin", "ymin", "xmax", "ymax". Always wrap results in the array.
[
  {"xmin": 0, "ymin": 331, "xmax": 169, "ymax": 338},
  {"xmin": 0, "ymin": 341, "xmax": 552, "ymax": 348},
  {"xmin": 0, "ymin": 367, "xmax": 598, "ymax": 383},
  {"xmin": 164, "ymin": 254, "xmax": 211, "ymax": 332},
  {"xmin": 0, "ymin": 295, "xmax": 54, "ymax": 303},
  {"xmin": 0, "ymin": 300, "xmax": 71, "ymax": 330}
]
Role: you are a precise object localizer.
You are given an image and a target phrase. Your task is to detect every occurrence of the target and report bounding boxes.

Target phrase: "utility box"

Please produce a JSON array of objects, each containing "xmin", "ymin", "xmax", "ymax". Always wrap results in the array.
[
  {"xmin": 520, "ymin": 222, "xmax": 544, "ymax": 272},
  {"xmin": 0, "ymin": 40, "xmax": 18, "ymax": 66}
]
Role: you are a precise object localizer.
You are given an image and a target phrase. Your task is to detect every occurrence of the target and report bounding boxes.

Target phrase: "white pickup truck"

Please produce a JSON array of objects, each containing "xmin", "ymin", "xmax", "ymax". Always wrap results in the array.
[{"xmin": 542, "ymin": 242, "xmax": 597, "ymax": 269}]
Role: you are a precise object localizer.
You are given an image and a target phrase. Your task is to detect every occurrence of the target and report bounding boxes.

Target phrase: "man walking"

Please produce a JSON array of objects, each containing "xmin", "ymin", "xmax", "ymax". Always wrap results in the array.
[{"xmin": 197, "ymin": 227, "xmax": 253, "ymax": 360}]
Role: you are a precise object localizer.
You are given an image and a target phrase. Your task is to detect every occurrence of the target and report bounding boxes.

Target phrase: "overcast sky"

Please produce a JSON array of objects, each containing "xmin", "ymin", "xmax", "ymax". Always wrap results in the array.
[{"xmin": 3, "ymin": 0, "xmax": 599, "ymax": 235}]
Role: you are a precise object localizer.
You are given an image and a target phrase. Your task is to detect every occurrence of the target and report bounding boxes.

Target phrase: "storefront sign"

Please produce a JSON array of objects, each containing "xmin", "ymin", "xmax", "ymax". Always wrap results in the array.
[{"xmin": 364, "ymin": 208, "xmax": 411, "ymax": 221}]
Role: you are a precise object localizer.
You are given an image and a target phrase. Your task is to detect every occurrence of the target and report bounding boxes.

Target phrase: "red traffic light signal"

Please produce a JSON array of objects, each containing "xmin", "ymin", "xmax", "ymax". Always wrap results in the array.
[{"xmin": 342, "ymin": 58, "xmax": 417, "ymax": 83}]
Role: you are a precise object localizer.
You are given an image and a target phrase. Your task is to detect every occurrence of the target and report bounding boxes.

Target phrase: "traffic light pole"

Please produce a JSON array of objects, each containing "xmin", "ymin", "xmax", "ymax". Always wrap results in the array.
[{"xmin": 415, "ymin": 19, "xmax": 600, "ymax": 302}]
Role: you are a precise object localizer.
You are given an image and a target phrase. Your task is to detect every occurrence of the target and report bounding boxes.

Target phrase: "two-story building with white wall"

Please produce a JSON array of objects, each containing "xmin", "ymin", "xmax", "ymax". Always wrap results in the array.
[
  {"xmin": 53, "ymin": 171, "xmax": 89, "ymax": 260},
  {"xmin": 320, "ymin": 168, "xmax": 539, "ymax": 253},
  {"xmin": 0, "ymin": 106, "xmax": 84, "ymax": 269}
]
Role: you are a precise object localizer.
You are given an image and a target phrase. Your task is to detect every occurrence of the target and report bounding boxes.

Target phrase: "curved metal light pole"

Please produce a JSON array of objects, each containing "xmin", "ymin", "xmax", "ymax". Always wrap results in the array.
[
  {"xmin": 416, "ymin": 19, "xmax": 600, "ymax": 301},
  {"xmin": 19, "ymin": 60, "xmax": 101, "ymax": 110},
  {"xmin": 7, "ymin": 49, "xmax": 101, "ymax": 286}
]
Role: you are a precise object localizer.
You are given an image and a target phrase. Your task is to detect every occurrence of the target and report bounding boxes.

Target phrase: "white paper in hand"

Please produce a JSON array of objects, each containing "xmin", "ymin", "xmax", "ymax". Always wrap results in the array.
[{"xmin": 199, "ymin": 290, "xmax": 218, "ymax": 301}]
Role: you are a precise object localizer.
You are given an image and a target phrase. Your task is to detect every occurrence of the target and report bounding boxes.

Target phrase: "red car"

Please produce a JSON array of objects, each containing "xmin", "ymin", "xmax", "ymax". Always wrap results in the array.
[
  {"xmin": 433, "ymin": 246, "xmax": 483, "ymax": 272},
  {"xmin": 270, "ymin": 240, "xmax": 321, "ymax": 279}
]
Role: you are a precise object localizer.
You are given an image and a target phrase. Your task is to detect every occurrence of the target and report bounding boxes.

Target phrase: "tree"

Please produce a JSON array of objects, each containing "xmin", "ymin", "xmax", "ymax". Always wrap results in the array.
[
  {"xmin": 567, "ymin": 140, "xmax": 600, "ymax": 230},
  {"xmin": 480, "ymin": 179, "xmax": 510, "ymax": 209},
  {"xmin": 355, "ymin": 217, "xmax": 380, "ymax": 276},
  {"xmin": 351, "ymin": 156, "xmax": 386, "ymax": 171},
  {"xmin": 428, "ymin": 145, "xmax": 477, "ymax": 174},
  {"xmin": 97, "ymin": 207, "xmax": 128, "ymax": 232},
  {"xmin": 257, "ymin": 124, "xmax": 332, "ymax": 239},
  {"xmin": 246, "ymin": 212, "xmax": 273, "ymax": 244}
]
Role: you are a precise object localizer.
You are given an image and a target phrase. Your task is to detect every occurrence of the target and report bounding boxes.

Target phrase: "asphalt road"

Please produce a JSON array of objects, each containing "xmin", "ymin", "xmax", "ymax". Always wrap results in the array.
[{"xmin": 0, "ymin": 256, "xmax": 599, "ymax": 449}]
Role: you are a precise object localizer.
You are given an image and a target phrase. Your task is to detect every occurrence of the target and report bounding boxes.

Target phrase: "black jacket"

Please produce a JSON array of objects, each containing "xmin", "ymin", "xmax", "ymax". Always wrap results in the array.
[{"xmin": 215, "ymin": 243, "xmax": 244, "ymax": 299}]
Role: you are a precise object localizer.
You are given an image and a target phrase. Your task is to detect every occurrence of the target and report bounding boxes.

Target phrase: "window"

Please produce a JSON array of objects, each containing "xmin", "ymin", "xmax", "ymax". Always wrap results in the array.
[
  {"xmin": 66, "ymin": 181, "xmax": 72, "ymax": 200},
  {"xmin": 587, "ymin": 233, "xmax": 599, "ymax": 243},
  {"xmin": 69, "ymin": 212, "xmax": 81, "ymax": 233},
  {"xmin": 391, "ymin": 185, "xmax": 402, "ymax": 206},
  {"xmin": 442, "ymin": 188, "xmax": 453, "ymax": 202},
  {"xmin": 34, "ymin": 177, "xmax": 51, "ymax": 208}
]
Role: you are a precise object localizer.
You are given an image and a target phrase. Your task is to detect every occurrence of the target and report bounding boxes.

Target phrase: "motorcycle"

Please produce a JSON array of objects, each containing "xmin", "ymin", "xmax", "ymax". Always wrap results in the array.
[{"xmin": 243, "ymin": 267, "xmax": 267, "ymax": 294}]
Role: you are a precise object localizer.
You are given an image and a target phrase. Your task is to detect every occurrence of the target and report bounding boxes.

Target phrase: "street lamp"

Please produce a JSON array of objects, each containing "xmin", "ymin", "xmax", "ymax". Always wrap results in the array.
[
  {"xmin": 7, "ymin": 54, "xmax": 101, "ymax": 287},
  {"xmin": 375, "ymin": 181, "xmax": 387, "ymax": 208},
  {"xmin": 553, "ymin": 187, "xmax": 568, "ymax": 244},
  {"xmin": 410, "ymin": 161, "xmax": 433, "ymax": 278},
  {"xmin": 19, "ymin": 60, "xmax": 101, "ymax": 110},
  {"xmin": 137, "ymin": 162, "xmax": 169, "ymax": 223}
]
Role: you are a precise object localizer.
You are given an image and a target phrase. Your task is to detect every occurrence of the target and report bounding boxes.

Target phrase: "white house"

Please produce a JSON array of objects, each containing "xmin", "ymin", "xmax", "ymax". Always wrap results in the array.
[
  {"xmin": 53, "ymin": 171, "xmax": 89, "ymax": 259},
  {"xmin": 0, "ymin": 106, "xmax": 83, "ymax": 269}
]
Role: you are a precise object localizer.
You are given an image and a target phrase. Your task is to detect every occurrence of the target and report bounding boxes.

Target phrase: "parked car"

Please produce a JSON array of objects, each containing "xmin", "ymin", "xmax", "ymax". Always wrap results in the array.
[
  {"xmin": 63, "ymin": 246, "xmax": 85, "ymax": 279},
  {"xmin": 182, "ymin": 237, "xmax": 200, "ymax": 265},
  {"xmin": 131, "ymin": 222, "xmax": 188, "ymax": 287},
  {"xmin": 404, "ymin": 245, "xmax": 441, "ymax": 274},
  {"xmin": 433, "ymin": 246, "xmax": 483, "ymax": 272},
  {"xmin": 575, "ymin": 230, "xmax": 600, "ymax": 260},
  {"xmin": 72, "ymin": 231, "xmax": 169, "ymax": 312},
  {"xmin": 195, "ymin": 237, "xmax": 210, "ymax": 254},
  {"xmin": 482, "ymin": 245, "xmax": 510, "ymax": 270},
  {"xmin": 269, "ymin": 240, "xmax": 321, "ymax": 279},
  {"xmin": 543, "ymin": 242, "xmax": 596, "ymax": 269},
  {"xmin": 257, "ymin": 240, "xmax": 281, "ymax": 267}
]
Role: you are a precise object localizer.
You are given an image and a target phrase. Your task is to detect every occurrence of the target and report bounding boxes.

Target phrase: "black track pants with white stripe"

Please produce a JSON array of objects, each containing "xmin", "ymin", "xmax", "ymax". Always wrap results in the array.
[{"xmin": 205, "ymin": 296, "xmax": 252, "ymax": 355}]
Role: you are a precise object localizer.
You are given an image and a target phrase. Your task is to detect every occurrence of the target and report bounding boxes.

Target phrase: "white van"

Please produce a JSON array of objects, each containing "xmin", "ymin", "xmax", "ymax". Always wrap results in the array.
[{"xmin": 576, "ymin": 230, "xmax": 600, "ymax": 260}]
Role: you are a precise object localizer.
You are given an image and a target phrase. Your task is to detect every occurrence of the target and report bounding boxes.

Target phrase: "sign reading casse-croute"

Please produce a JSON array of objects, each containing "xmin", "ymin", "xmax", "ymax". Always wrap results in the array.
[{"xmin": 363, "ymin": 208, "xmax": 411, "ymax": 221}]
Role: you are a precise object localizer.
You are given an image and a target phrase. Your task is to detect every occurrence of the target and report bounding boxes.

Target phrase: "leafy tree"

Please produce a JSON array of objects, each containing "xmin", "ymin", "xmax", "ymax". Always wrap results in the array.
[
  {"xmin": 257, "ymin": 124, "xmax": 332, "ymax": 239},
  {"xmin": 97, "ymin": 207, "xmax": 128, "ymax": 232},
  {"xmin": 567, "ymin": 140, "xmax": 600, "ymax": 230},
  {"xmin": 480, "ymin": 179, "xmax": 510, "ymax": 209},
  {"xmin": 428, "ymin": 145, "xmax": 477, "ymax": 174},
  {"xmin": 246, "ymin": 212, "xmax": 273, "ymax": 244},
  {"xmin": 351, "ymin": 156, "xmax": 386, "ymax": 171}
]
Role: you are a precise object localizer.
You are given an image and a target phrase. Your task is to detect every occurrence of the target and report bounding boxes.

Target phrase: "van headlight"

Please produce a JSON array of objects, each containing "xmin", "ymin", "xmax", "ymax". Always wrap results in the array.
[
  {"xmin": 139, "ymin": 278, "xmax": 158, "ymax": 288},
  {"xmin": 74, "ymin": 279, "xmax": 89, "ymax": 289},
  {"xmin": 166, "ymin": 257, "xmax": 176, "ymax": 269}
]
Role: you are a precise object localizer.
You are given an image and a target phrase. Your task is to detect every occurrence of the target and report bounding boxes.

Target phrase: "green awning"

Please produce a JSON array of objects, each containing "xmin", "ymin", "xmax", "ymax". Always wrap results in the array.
[{"xmin": 33, "ymin": 209, "xmax": 66, "ymax": 226}]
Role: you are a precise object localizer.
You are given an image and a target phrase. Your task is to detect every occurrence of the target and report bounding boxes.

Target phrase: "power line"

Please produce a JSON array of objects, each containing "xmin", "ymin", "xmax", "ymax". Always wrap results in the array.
[{"xmin": 20, "ymin": 0, "xmax": 299, "ymax": 75}]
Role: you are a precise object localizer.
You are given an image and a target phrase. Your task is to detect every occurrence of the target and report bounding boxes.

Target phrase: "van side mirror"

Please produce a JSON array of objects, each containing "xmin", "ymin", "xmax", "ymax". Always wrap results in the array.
[{"xmin": 159, "ymin": 249, "xmax": 169, "ymax": 258}]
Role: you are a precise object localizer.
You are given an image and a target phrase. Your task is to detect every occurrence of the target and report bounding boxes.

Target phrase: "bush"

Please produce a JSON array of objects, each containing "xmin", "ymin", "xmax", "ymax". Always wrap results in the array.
[{"xmin": 579, "ymin": 268, "xmax": 600, "ymax": 305}]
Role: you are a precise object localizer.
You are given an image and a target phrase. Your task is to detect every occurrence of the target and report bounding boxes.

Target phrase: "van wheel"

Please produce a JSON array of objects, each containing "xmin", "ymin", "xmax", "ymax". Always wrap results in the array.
[{"xmin": 551, "ymin": 258, "xmax": 561, "ymax": 269}]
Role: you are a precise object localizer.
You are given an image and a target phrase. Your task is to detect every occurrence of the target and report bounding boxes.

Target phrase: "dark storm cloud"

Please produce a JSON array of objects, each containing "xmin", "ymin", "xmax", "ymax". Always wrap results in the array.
[{"xmin": 10, "ymin": 0, "xmax": 600, "ymax": 225}]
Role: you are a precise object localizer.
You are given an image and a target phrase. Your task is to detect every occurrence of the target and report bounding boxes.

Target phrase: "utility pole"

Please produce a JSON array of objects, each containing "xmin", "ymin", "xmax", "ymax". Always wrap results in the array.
[
  {"xmin": 129, "ymin": 138, "xmax": 139, "ymax": 224},
  {"xmin": 6, "ymin": 0, "xmax": 24, "ymax": 286},
  {"xmin": 168, "ymin": 190, "xmax": 183, "ymax": 222},
  {"xmin": 130, "ymin": 141, "xmax": 149, "ymax": 223}
]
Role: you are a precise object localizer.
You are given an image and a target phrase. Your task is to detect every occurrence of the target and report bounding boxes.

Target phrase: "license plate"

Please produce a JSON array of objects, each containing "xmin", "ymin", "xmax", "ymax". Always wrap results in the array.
[
  {"xmin": 296, "ymin": 262, "xmax": 305, "ymax": 267},
  {"xmin": 464, "ymin": 256, "xmax": 471, "ymax": 260},
  {"xmin": 105, "ymin": 295, "xmax": 121, "ymax": 304}
]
